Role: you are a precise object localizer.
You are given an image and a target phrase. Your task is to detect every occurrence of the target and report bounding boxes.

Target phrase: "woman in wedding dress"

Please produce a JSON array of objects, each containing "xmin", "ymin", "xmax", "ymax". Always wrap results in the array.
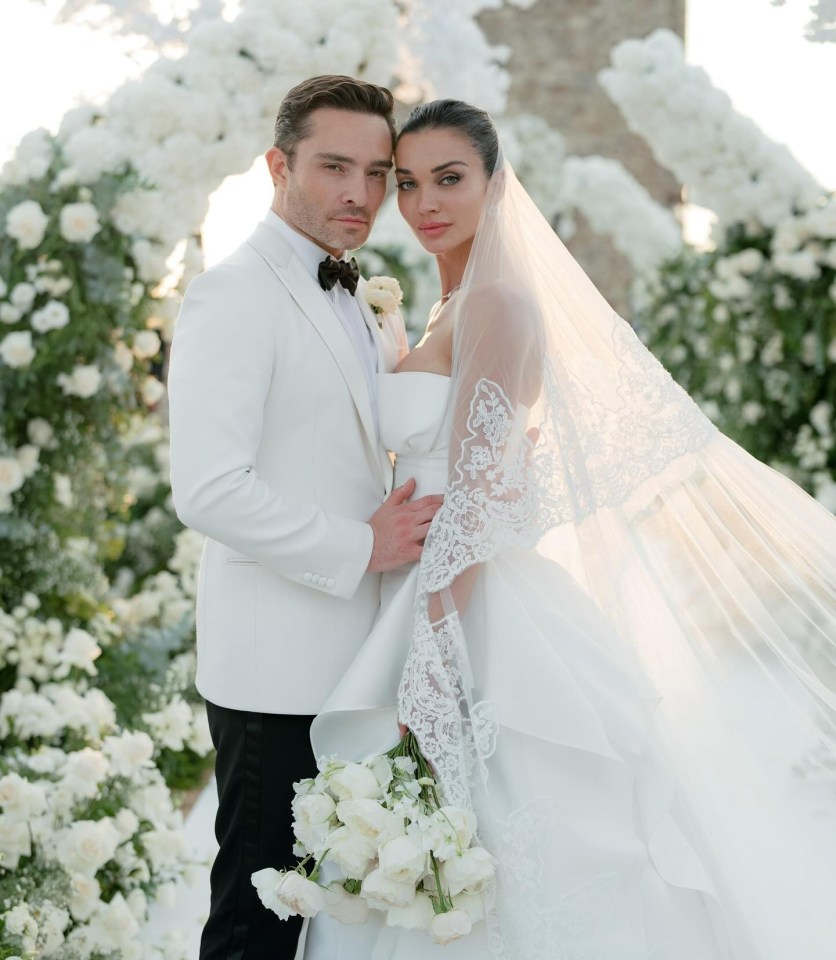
[{"xmin": 302, "ymin": 101, "xmax": 836, "ymax": 960}]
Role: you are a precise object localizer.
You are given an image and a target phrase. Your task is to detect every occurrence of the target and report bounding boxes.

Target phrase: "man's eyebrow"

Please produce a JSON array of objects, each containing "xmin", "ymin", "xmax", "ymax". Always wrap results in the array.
[
  {"xmin": 315, "ymin": 152, "xmax": 393, "ymax": 170},
  {"xmin": 394, "ymin": 160, "xmax": 468, "ymax": 175}
]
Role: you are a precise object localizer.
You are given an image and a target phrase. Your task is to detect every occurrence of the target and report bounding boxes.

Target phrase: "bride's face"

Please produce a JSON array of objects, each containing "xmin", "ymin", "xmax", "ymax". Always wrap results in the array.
[{"xmin": 395, "ymin": 128, "xmax": 490, "ymax": 257}]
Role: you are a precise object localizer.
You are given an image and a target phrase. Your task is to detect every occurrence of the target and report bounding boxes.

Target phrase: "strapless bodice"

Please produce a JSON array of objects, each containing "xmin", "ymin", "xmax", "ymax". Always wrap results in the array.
[{"xmin": 379, "ymin": 371, "xmax": 452, "ymax": 499}]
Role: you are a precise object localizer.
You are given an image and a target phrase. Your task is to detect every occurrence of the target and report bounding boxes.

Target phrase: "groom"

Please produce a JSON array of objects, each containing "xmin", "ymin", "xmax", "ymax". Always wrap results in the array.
[{"xmin": 168, "ymin": 76, "xmax": 442, "ymax": 960}]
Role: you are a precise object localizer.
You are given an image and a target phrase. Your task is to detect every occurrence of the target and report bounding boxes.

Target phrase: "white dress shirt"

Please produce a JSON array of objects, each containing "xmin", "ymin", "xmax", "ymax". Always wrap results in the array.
[{"xmin": 265, "ymin": 211, "xmax": 379, "ymax": 425}]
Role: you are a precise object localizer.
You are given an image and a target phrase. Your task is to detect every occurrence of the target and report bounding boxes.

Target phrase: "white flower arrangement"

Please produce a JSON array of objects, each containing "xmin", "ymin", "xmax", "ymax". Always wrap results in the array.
[
  {"xmin": 635, "ymin": 193, "xmax": 836, "ymax": 511},
  {"xmin": 252, "ymin": 732, "xmax": 494, "ymax": 945},
  {"xmin": 599, "ymin": 30, "xmax": 822, "ymax": 234}
]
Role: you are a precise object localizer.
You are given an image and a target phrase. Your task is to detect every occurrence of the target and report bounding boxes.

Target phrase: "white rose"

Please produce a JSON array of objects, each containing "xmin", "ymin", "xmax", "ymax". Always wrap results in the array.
[
  {"xmin": 68, "ymin": 873, "xmax": 101, "ymax": 921},
  {"xmin": 113, "ymin": 808, "xmax": 140, "ymax": 840},
  {"xmin": 56, "ymin": 818, "xmax": 121, "ymax": 876},
  {"xmin": 364, "ymin": 286, "xmax": 399, "ymax": 315},
  {"xmin": 27, "ymin": 417, "xmax": 55, "ymax": 448},
  {"xmin": 5, "ymin": 199, "xmax": 49, "ymax": 250},
  {"xmin": 132, "ymin": 329, "xmax": 161, "ymax": 359},
  {"xmin": 336, "ymin": 798, "xmax": 403, "ymax": 848},
  {"xmin": 31, "ymin": 300, "xmax": 70, "ymax": 333},
  {"xmin": 0, "ymin": 303, "xmax": 21, "ymax": 324},
  {"xmin": 741, "ymin": 401, "xmax": 764, "ymax": 425},
  {"xmin": 125, "ymin": 888, "xmax": 148, "ymax": 921},
  {"xmin": 113, "ymin": 340, "xmax": 134, "ymax": 373},
  {"xmin": 0, "ymin": 772, "xmax": 47, "ymax": 822},
  {"xmin": 329, "ymin": 763, "xmax": 383, "ymax": 801},
  {"xmin": 143, "ymin": 698, "xmax": 193, "ymax": 751},
  {"xmin": 378, "ymin": 834, "xmax": 427, "ymax": 885},
  {"xmin": 323, "ymin": 883, "xmax": 370, "ymax": 925},
  {"xmin": 430, "ymin": 907, "xmax": 473, "ymax": 944},
  {"xmin": 59, "ymin": 202, "xmax": 101, "ymax": 243},
  {"xmin": 10, "ymin": 282, "xmax": 37, "ymax": 311},
  {"xmin": 141, "ymin": 375, "xmax": 166, "ymax": 406},
  {"xmin": 0, "ymin": 330, "xmax": 36, "ymax": 367},
  {"xmin": 276, "ymin": 870, "xmax": 326, "ymax": 917},
  {"xmin": 62, "ymin": 748, "xmax": 110, "ymax": 798},
  {"xmin": 440, "ymin": 846, "xmax": 495, "ymax": 896},
  {"xmin": 142, "ymin": 827, "xmax": 188, "ymax": 871},
  {"xmin": 0, "ymin": 457, "xmax": 25, "ymax": 496},
  {"xmin": 251, "ymin": 868, "xmax": 324, "ymax": 919},
  {"xmin": 103, "ymin": 730, "xmax": 155, "ymax": 777},
  {"xmin": 0, "ymin": 815, "xmax": 32, "ymax": 868},
  {"xmin": 57, "ymin": 363, "xmax": 102, "ymax": 398},
  {"xmin": 58, "ymin": 626, "xmax": 101, "ymax": 677},
  {"xmin": 54, "ymin": 473, "xmax": 74, "ymax": 507},
  {"xmin": 15, "ymin": 444, "xmax": 39, "ymax": 478},
  {"xmin": 293, "ymin": 792, "xmax": 337, "ymax": 851},
  {"xmin": 88, "ymin": 893, "xmax": 139, "ymax": 951},
  {"xmin": 385, "ymin": 890, "xmax": 435, "ymax": 929},
  {"xmin": 251, "ymin": 868, "xmax": 294, "ymax": 920},
  {"xmin": 4, "ymin": 902, "xmax": 37, "ymax": 952},
  {"xmin": 810, "ymin": 401, "xmax": 833, "ymax": 437},
  {"xmin": 452, "ymin": 890, "xmax": 486, "ymax": 923},
  {"xmin": 187, "ymin": 705, "xmax": 214, "ymax": 756},
  {"xmin": 360, "ymin": 867, "xmax": 416, "ymax": 910},
  {"xmin": 327, "ymin": 825, "xmax": 376, "ymax": 879}
]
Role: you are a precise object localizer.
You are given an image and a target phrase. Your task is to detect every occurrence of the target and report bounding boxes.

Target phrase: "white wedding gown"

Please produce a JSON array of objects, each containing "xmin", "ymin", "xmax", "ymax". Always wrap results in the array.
[{"xmin": 302, "ymin": 371, "xmax": 746, "ymax": 960}]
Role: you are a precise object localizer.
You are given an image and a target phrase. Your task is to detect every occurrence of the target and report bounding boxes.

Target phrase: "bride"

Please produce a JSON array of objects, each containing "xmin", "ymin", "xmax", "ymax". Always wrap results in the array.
[{"xmin": 302, "ymin": 100, "xmax": 836, "ymax": 959}]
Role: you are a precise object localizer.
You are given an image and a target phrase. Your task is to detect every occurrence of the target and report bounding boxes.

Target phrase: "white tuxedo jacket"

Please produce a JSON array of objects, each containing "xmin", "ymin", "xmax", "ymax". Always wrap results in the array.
[{"xmin": 167, "ymin": 222, "xmax": 408, "ymax": 714}]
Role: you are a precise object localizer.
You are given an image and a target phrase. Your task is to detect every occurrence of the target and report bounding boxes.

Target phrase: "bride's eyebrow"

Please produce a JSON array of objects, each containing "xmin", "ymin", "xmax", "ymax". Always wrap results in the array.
[{"xmin": 394, "ymin": 160, "xmax": 468, "ymax": 175}]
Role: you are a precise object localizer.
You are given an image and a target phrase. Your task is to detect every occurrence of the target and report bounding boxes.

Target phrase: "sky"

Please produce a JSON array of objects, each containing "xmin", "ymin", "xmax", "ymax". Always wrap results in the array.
[{"xmin": 0, "ymin": 0, "xmax": 833, "ymax": 264}]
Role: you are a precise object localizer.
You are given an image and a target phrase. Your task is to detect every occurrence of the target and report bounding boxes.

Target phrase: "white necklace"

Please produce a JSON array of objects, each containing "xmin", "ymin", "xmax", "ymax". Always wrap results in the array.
[{"xmin": 440, "ymin": 284, "xmax": 461, "ymax": 303}]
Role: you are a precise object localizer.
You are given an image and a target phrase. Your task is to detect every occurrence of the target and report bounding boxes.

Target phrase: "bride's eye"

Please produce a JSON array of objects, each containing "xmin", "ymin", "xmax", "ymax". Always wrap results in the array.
[
  {"xmin": 396, "ymin": 179, "xmax": 416, "ymax": 191},
  {"xmin": 440, "ymin": 174, "xmax": 461, "ymax": 186}
]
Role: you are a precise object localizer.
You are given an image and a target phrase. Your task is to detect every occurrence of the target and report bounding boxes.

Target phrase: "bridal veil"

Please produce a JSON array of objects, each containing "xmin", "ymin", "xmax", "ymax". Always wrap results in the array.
[{"xmin": 397, "ymin": 158, "xmax": 836, "ymax": 957}]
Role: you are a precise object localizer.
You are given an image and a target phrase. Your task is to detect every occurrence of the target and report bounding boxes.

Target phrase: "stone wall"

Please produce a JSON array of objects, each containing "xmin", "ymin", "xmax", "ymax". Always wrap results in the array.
[{"xmin": 478, "ymin": 0, "xmax": 685, "ymax": 315}]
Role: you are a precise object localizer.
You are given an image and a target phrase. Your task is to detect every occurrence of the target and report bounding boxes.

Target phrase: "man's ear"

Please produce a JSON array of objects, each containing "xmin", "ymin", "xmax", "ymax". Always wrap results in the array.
[{"xmin": 265, "ymin": 147, "xmax": 290, "ymax": 187}]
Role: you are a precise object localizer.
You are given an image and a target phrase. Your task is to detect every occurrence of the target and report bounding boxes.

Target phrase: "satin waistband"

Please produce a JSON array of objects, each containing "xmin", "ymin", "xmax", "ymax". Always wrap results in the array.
[{"xmin": 393, "ymin": 453, "xmax": 447, "ymax": 502}]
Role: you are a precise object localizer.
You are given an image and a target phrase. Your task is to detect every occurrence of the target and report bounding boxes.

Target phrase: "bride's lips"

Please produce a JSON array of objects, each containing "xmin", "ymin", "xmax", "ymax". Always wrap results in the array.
[{"xmin": 419, "ymin": 221, "xmax": 451, "ymax": 237}]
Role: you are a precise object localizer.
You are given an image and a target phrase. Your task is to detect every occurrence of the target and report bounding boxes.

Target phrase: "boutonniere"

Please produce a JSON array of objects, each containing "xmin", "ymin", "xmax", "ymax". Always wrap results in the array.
[{"xmin": 363, "ymin": 276, "xmax": 403, "ymax": 327}]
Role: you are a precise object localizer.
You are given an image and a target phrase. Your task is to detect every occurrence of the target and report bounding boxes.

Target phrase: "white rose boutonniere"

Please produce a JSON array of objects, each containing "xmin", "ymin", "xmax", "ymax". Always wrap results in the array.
[{"xmin": 363, "ymin": 276, "xmax": 403, "ymax": 326}]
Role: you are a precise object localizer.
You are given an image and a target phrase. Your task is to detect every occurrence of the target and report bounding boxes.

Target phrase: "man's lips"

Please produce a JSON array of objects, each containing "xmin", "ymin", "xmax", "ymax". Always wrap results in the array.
[
  {"xmin": 419, "ymin": 222, "xmax": 451, "ymax": 236},
  {"xmin": 334, "ymin": 216, "xmax": 368, "ymax": 227}
]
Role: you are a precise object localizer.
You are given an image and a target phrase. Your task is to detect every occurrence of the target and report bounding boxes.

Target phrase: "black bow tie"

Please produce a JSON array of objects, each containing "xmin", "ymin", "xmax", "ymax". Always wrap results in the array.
[{"xmin": 317, "ymin": 256, "xmax": 359, "ymax": 296}]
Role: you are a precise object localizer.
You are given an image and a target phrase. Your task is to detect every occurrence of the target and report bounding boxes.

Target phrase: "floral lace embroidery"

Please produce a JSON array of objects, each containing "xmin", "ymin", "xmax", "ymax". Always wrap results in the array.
[
  {"xmin": 397, "ymin": 608, "xmax": 497, "ymax": 809},
  {"xmin": 487, "ymin": 799, "xmax": 620, "ymax": 960},
  {"xmin": 419, "ymin": 314, "xmax": 715, "ymax": 593}
]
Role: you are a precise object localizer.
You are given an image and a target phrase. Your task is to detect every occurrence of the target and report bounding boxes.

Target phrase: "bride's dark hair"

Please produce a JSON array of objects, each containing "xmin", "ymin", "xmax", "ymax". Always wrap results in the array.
[{"xmin": 397, "ymin": 100, "xmax": 499, "ymax": 176}]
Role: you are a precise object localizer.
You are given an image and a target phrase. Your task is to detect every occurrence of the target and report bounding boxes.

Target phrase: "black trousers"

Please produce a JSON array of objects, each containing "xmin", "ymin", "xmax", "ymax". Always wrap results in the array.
[{"xmin": 200, "ymin": 702, "xmax": 318, "ymax": 960}]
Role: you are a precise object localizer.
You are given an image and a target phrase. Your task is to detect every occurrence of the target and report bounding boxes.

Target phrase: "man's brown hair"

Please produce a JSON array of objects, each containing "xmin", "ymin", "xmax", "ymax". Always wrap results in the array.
[{"xmin": 273, "ymin": 75, "xmax": 396, "ymax": 166}]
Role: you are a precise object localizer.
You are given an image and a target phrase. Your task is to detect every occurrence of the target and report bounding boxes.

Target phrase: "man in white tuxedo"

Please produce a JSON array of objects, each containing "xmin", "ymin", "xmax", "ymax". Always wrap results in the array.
[{"xmin": 167, "ymin": 75, "xmax": 441, "ymax": 960}]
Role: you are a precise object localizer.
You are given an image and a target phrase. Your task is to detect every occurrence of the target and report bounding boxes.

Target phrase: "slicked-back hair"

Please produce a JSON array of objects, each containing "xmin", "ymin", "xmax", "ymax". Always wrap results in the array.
[
  {"xmin": 274, "ymin": 75, "xmax": 397, "ymax": 166},
  {"xmin": 397, "ymin": 100, "xmax": 499, "ymax": 176}
]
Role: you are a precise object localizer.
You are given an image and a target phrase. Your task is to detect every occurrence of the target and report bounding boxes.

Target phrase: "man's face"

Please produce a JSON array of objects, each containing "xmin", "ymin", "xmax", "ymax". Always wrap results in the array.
[{"xmin": 267, "ymin": 107, "xmax": 393, "ymax": 257}]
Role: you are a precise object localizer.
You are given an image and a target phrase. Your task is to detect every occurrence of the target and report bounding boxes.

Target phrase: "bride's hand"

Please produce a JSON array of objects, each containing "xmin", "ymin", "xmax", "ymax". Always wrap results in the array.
[{"xmin": 398, "ymin": 721, "xmax": 408, "ymax": 739}]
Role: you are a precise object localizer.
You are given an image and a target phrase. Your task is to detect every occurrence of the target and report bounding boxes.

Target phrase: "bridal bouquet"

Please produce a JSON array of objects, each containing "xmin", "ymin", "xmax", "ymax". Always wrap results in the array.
[{"xmin": 251, "ymin": 732, "xmax": 495, "ymax": 945}]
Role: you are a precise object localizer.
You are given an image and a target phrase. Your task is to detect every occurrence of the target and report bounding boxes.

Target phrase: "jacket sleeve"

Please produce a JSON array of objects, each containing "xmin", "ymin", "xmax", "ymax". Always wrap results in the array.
[{"xmin": 167, "ymin": 264, "xmax": 374, "ymax": 600}]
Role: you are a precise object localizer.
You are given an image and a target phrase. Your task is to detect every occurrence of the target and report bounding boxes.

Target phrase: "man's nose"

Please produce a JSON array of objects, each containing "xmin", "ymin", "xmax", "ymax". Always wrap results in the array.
[{"xmin": 341, "ymin": 171, "xmax": 369, "ymax": 207}]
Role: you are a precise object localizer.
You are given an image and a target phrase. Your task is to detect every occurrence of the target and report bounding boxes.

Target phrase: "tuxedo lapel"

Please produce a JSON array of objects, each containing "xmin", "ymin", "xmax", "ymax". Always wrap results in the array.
[
  {"xmin": 356, "ymin": 281, "xmax": 389, "ymax": 373},
  {"xmin": 246, "ymin": 224, "xmax": 384, "ymax": 485}
]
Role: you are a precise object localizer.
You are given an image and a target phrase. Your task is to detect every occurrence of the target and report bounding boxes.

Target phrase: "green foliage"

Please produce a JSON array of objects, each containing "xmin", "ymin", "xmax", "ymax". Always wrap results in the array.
[{"xmin": 636, "ymin": 211, "xmax": 836, "ymax": 502}]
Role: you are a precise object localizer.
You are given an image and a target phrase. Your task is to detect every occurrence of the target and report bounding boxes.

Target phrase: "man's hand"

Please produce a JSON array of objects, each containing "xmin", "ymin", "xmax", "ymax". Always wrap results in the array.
[{"xmin": 367, "ymin": 478, "xmax": 444, "ymax": 572}]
